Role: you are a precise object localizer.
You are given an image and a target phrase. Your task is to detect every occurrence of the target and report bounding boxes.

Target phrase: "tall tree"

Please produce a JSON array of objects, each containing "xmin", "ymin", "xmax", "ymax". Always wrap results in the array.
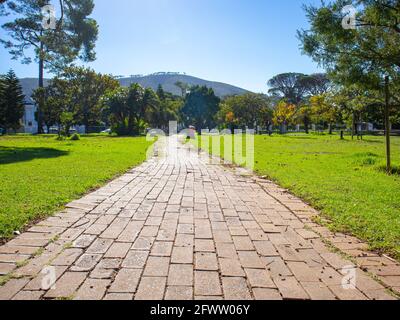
[
  {"xmin": 1, "ymin": 0, "xmax": 98, "ymax": 133},
  {"xmin": 175, "ymin": 81, "xmax": 189, "ymax": 98},
  {"xmin": 62, "ymin": 67, "xmax": 119, "ymax": 133},
  {"xmin": 105, "ymin": 84, "xmax": 159, "ymax": 136},
  {"xmin": 267, "ymin": 73, "xmax": 309, "ymax": 105},
  {"xmin": 298, "ymin": 0, "xmax": 400, "ymax": 172},
  {"xmin": 272, "ymin": 101, "xmax": 296, "ymax": 134},
  {"xmin": 219, "ymin": 93, "xmax": 272, "ymax": 130},
  {"xmin": 181, "ymin": 85, "xmax": 220, "ymax": 131},
  {"xmin": 32, "ymin": 77, "xmax": 74, "ymax": 135},
  {"xmin": 0, "ymin": 70, "xmax": 25, "ymax": 132}
]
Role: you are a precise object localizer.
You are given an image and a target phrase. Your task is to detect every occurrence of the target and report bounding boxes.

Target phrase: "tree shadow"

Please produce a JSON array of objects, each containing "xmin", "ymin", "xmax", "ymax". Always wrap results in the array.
[{"xmin": 0, "ymin": 146, "xmax": 69, "ymax": 165}]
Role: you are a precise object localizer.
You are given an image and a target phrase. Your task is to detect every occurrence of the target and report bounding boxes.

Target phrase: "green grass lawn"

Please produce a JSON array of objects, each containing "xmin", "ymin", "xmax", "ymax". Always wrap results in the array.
[
  {"xmin": 0, "ymin": 135, "xmax": 152, "ymax": 239},
  {"xmin": 194, "ymin": 133, "xmax": 400, "ymax": 260}
]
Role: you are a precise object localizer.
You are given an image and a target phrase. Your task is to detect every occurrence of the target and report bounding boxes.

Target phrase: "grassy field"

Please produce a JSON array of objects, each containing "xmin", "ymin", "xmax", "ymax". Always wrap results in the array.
[
  {"xmin": 194, "ymin": 133, "xmax": 400, "ymax": 260},
  {"xmin": 0, "ymin": 135, "xmax": 152, "ymax": 239}
]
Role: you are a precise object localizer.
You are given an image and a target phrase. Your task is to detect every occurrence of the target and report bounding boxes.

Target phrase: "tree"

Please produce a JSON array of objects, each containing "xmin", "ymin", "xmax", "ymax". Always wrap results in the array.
[
  {"xmin": 148, "ymin": 89, "xmax": 182, "ymax": 131},
  {"xmin": 105, "ymin": 84, "xmax": 159, "ymax": 136},
  {"xmin": 0, "ymin": 70, "xmax": 25, "ymax": 132},
  {"xmin": 303, "ymin": 73, "xmax": 331, "ymax": 96},
  {"xmin": 298, "ymin": 0, "xmax": 400, "ymax": 172},
  {"xmin": 1, "ymin": 0, "xmax": 98, "ymax": 133},
  {"xmin": 32, "ymin": 77, "xmax": 74, "ymax": 136},
  {"xmin": 175, "ymin": 81, "xmax": 189, "ymax": 98},
  {"xmin": 310, "ymin": 94, "xmax": 339, "ymax": 134},
  {"xmin": 272, "ymin": 101, "xmax": 296, "ymax": 134},
  {"xmin": 267, "ymin": 73, "xmax": 309, "ymax": 105},
  {"xmin": 62, "ymin": 67, "xmax": 119, "ymax": 133},
  {"xmin": 181, "ymin": 85, "xmax": 220, "ymax": 132},
  {"xmin": 219, "ymin": 93, "xmax": 272, "ymax": 131}
]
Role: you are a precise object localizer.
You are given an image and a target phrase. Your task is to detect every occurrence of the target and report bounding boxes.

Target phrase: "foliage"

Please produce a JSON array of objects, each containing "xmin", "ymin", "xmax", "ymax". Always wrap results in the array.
[
  {"xmin": 105, "ymin": 84, "xmax": 160, "ymax": 136},
  {"xmin": 70, "ymin": 133, "xmax": 80, "ymax": 141},
  {"xmin": 62, "ymin": 67, "xmax": 119, "ymax": 133},
  {"xmin": 272, "ymin": 101, "xmax": 296, "ymax": 130},
  {"xmin": 0, "ymin": 70, "xmax": 25, "ymax": 132},
  {"xmin": 218, "ymin": 93, "xmax": 272, "ymax": 130},
  {"xmin": 1, "ymin": 0, "xmax": 98, "ymax": 132},
  {"xmin": 32, "ymin": 77, "xmax": 73, "ymax": 136},
  {"xmin": 181, "ymin": 85, "xmax": 220, "ymax": 131},
  {"xmin": 310, "ymin": 94, "xmax": 339, "ymax": 130}
]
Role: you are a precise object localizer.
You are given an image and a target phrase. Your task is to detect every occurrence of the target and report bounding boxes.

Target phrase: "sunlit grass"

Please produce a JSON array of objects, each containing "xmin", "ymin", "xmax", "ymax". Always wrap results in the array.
[
  {"xmin": 0, "ymin": 135, "xmax": 152, "ymax": 238},
  {"xmin": 194, "ymin": 133, "xmax": 400, "ymax": 260}
]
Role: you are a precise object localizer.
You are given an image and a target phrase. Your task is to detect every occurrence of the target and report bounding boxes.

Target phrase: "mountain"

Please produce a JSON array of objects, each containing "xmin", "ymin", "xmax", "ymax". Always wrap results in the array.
[
  {"xmin": 118, "ymin": 73, "xmax": 250, "ymax": 97},
  {"xmin": 19, "ymin": 73, "xmax": 250, "ymax": 100}
]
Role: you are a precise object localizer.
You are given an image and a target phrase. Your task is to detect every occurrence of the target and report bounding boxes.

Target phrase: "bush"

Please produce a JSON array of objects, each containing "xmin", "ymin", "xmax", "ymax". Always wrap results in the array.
[{"xmin": 70, "ymin": 133, "xmax": 80, "ymax": 141}]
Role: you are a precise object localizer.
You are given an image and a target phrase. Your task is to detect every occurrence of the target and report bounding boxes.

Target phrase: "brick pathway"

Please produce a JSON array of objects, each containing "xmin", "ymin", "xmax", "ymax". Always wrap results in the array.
[{"xmin": 0, "ymin": 136, "xmax": 399, "ymax": 300}]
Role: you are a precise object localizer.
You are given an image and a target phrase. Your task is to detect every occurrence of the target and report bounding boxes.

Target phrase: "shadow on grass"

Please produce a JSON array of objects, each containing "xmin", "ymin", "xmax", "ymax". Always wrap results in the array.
[{"xmin": 0, "ymin": 146, "xmax": 69, "ymax": 165}]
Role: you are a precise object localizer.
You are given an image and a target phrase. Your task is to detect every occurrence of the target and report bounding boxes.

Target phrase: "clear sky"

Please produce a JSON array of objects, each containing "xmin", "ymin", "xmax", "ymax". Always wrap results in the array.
[{"xmin": 0, "ymin": 0, "xmax": 323, "ymax": 93}]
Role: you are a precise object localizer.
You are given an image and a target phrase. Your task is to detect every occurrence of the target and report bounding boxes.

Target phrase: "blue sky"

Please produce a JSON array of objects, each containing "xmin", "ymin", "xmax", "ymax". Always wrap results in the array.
[{"xmin": 0, "ymin": 0, "xmax": 323, "ymax": 93}]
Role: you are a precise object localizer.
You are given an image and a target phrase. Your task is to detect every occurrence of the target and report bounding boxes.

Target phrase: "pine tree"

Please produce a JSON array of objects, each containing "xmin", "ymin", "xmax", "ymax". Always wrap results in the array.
[
  {"xmin": 0, "ymin": 75, "xmax": 6, "ymax": 132},
  {"xmin": 0, "ymin": 70, "xmax": 25, "ymax": 132}
]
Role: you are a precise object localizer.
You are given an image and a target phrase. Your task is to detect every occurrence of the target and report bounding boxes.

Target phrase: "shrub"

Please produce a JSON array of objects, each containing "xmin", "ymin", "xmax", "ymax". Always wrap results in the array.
[{"xmin": 70, "ymin": 133, "xmax": 80, "ymax": 141}]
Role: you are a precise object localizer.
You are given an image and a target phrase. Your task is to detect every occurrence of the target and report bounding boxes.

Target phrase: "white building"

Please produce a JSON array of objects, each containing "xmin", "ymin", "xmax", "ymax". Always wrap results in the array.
[
  {"xmin": 21, "ymin": 98, "xmax": 39, "ymax": 134},
  {"xmin": 20, "ymin": 98, "xmax": 86, "ymax": 134}
]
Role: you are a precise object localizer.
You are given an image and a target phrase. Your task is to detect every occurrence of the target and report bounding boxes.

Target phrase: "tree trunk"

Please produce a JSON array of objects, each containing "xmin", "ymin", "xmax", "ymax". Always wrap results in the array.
[
  {"xmin": 328, "ymin": 124, "xmax": 333, "ymax": 135},
  {"xmin": 385, "ymin": 76, "xmax": 391, "ymax": 174},
  {"xmin": 351, "ymin": 112, "xmax": 356, "ymax": 140},
  {"xmin": 84, "ymin": 115, "xmax": 89, "ymax": 134},
  {"xmin": 304, "ymin": 120, "xmax": 309, "ymax": 134},
  {"xmin": 37, "ymin": 41, "xmax": 45, "ymax": 134}
]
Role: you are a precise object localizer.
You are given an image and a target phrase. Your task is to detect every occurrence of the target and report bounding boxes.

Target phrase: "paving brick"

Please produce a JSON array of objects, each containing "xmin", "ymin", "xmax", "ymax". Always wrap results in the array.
[
  {"xmin": 0, "ymin": 278, "xmax": 29, "ymax": 300},
  {"xmin": 168, "ymin": 264, "xmax": 193, "ymax": 286},
  {"xmin": 273, "ymin": 276, "xmax": 310, "ymax": 300},
  {"xmin": 108, "ymin": 269, "xmax": 142, "ymax": 293},
  {"xmin": 215, "ymin": 242, "xmax": 237, "ymax": 259},
  {"xmin": 73, "ymin": 235, "xmax": 96, "ymax": 249},
  {"xmin": 195, "ymin": 253, "xmax": 218, "ymax": 271},
  {"xmin": 12, "ymin": 291, "xmax": 44, "ymax": 301},
  {"xmin": 195, "ymin": 240, "xmax": 215, "ymax": 252},
  {"xmin": 222, "ymin": 277, "xmax": 251, "ymax": 300},
  {"xmin": 104, "ymin": 242, "xmax": 131, "ymax": 259},
  {"xmin": 135, "ymin": 277, "xmax": 166, "ymax": 300},
  {"xmin": 151, "ymin": 242, "xmax": 173, "ymax": 257},
  {"xmin": 171, "ymin": 247, "xmax": 193, "ymax": 264},
  {"xmin": 253, "ymin": 241, "xmax": 278, "ymax": 257},
  {"xmin": 122, "ymin": 251, "xmax": 149, "ymax": 269},
  {"xmin": 301, "ymin": 282, "xmax": 336, "ymax": 300},
  {"xmin": 245, "ymin": 268, "xmax": 276, "ymax": 288},
  {"xmin": 253, "ymin": 288, "xmax": 282, "ymax": 300},
  {"xmin": 238, "ymin": 251, "xmax": 264, "ymax": 269},
  {"xmin": 44, "ymin": 272, "xmax": 88, "ymax": 299},
  {"xmin": 165, "ymin": 286, "xmax": 193, "ymax": 300},
  {"xmin": 52, "ymin": 249, "xmax": 83, "ymax": 266},
  {"xmin": 232, "ymin": 236, "xmax": 254, "ymax": 251},
  {"xmin": 219, "ymin": 258, "xmax": 245, "ymax": 277},
  {"xmin": 104, "ymin": 293, "xmax": 133, "ymax": 300},
  {"xmin": 75, "ymin": 279, "xmax": 111, "ymax": 300},
  {"xmin": 86, "ymin": 238, "xmax": 114, "ymax": 254},
  {"xmin": 0, "ymin": 262, "xmax": 16, "ymax": 275},
  {"xmin": 71, "ymin": 254, "xmax": 102, "ymax": 272},
  {"xmin": 287, "ymin": 261, "xmax": 321, "ymax": 282},
  {"xmin": 194, "ymin": 271, "xmax": 222, "ymax": 296},
  {"xmin": 143, "ymin": 256, "xmax": 170, "ymax": 277}
]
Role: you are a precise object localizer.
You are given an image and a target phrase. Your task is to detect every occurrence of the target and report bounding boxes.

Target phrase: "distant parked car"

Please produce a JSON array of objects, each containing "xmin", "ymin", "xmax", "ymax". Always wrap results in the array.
[{"xmin": 101, "ymin": 129, "xmax": 112, "ymax": 134}]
